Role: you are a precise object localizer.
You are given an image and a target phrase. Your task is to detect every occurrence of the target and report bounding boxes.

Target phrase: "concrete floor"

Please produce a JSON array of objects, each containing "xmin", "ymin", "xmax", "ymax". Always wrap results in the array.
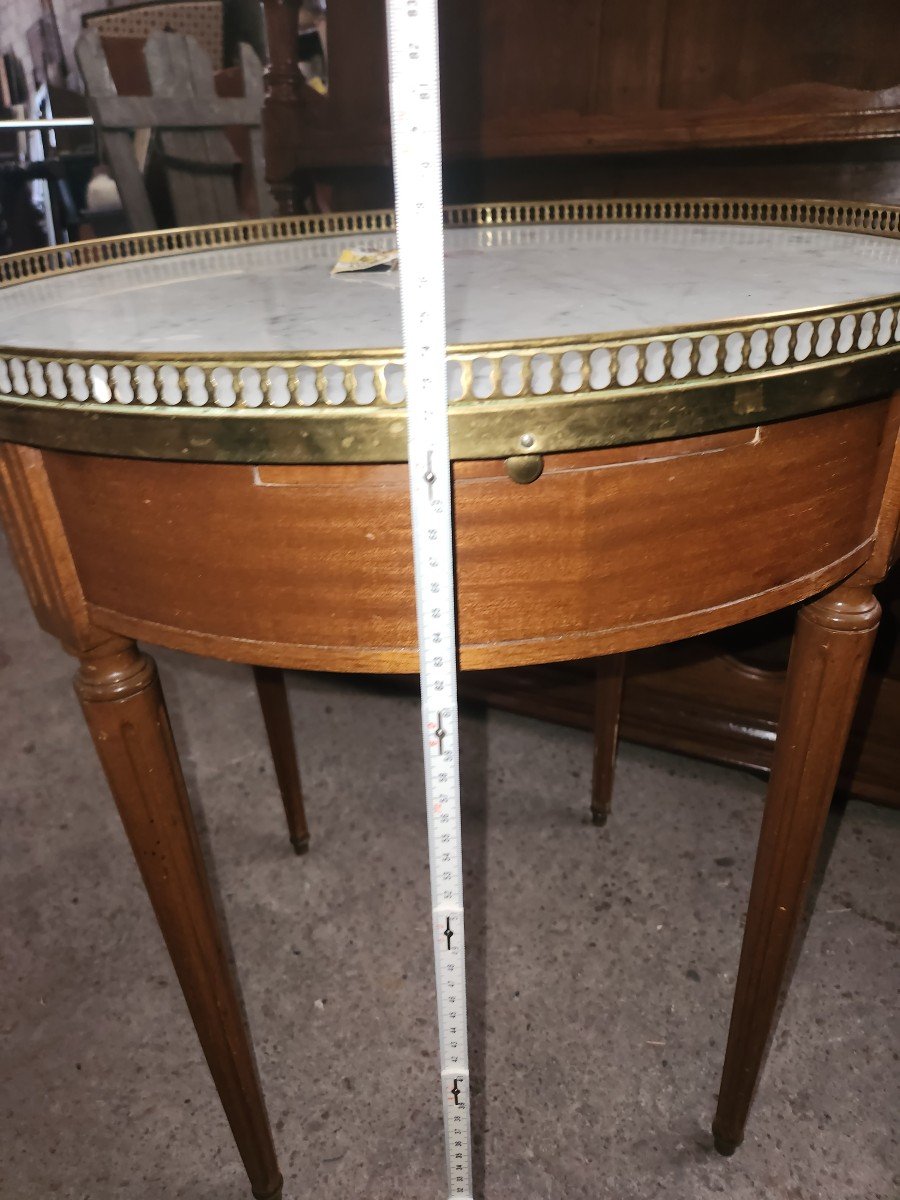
[{"xmin": 1, "ymin": 532, "xmax": 898, "ymax": 1200}]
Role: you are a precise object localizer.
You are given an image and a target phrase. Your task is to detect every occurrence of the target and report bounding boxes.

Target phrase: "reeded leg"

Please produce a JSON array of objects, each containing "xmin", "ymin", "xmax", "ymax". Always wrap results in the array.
[
  {"xmin": 590, "ymin": 654, "xmax": 625, "ymax": 826},
  {"xmin": 253, "ymin": 665, "xmax": 310, "ymax": 854},
  {"xmin": 712, "ymin": 584, "xmax": 880, "ymax": 1155},
  {"xmin": 75, "ymin": 638, "xmax": 283, "ymax": 1200}
]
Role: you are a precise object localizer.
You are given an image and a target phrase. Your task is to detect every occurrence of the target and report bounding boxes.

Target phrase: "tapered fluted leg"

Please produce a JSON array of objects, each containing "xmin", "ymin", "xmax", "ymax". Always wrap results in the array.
[
  {"xmin": 712, "ymin": 584, "xmax": 880, "ymax": 1155},
  {"xmin": 591, "ymin": 654, "xmax": 625, "ymax": 826},
  {"xmin": 75, "ymin": 638, "xmax": 283, "ymax": 1200},
  {"xmin": 253, "ymin": 665, "xmax": 310, "ymax": 854}
]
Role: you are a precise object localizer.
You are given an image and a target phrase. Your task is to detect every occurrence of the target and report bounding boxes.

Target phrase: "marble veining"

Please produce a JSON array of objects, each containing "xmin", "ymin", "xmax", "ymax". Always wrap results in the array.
[{"xmin": 2, "ymin": 222, "xmax": 899, "ymax": 355}]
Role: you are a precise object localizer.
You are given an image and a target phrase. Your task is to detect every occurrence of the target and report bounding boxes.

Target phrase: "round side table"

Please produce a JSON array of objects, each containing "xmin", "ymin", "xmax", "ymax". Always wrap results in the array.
[{"xmin": 1, "ymin": 198, "xmax": 898, "ymax": 1199}]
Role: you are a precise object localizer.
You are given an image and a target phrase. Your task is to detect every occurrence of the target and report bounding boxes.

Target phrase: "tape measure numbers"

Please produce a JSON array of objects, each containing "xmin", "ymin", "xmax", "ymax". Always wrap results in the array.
[{"xmin": 385, "ymin": 1, "xmax": 474, "ymax": 1197}]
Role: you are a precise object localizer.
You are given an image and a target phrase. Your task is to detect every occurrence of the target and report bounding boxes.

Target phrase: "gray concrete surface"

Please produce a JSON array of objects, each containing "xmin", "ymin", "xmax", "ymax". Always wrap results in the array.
[{"xmin": 0, "ymin": 533, "xmax": 897, "ymax": 1200}]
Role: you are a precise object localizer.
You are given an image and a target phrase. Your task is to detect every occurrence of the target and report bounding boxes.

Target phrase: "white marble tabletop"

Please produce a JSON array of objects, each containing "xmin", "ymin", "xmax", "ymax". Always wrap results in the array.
[{"xmin": 2, "ymin": 222, "xmax": 899, "ymax": 354}]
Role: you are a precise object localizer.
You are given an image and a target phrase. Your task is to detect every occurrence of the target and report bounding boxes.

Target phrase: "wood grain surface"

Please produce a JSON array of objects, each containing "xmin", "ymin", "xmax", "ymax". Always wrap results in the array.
[{"xmin": 40, "ymin": 402, "xmax": 889, "ymax": 671}]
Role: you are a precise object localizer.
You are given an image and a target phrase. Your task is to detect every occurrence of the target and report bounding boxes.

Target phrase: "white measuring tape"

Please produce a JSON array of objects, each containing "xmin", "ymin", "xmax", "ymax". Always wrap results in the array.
[{"xmin": 385, "ymin": 2, "xmax": 473, "ymax": 1197}]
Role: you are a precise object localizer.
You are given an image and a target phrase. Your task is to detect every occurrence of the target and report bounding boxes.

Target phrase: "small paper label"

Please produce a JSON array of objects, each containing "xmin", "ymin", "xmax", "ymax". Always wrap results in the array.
[{"xmin": 331, "ymin": 247, "xmax": 399, "ymax": 275}]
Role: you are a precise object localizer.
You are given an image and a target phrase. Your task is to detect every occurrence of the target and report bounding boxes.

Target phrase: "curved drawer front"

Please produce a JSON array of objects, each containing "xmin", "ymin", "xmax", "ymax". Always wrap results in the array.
[{"xmin": 43, "ymin": 400, "xmax": 890, "ymax": 671}]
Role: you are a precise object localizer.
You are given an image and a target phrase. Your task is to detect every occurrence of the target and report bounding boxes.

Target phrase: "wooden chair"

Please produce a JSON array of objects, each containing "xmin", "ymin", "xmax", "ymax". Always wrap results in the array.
[{"xmin": 75, "ymin": 27, "xmax": 273, "ymax": 230}]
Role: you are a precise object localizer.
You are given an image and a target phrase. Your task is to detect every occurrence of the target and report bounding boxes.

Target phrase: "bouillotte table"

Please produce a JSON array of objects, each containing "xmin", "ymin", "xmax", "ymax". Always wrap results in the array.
[{"xmin": 0, "ymin": 198, "xmax": 898, "ymax": 1199}]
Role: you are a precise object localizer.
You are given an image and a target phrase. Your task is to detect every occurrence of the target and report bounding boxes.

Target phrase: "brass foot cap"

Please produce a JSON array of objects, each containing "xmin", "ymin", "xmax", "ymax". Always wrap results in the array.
[
  {"xmin": 591, "ymin": 810, "xmax": 608, "ymax": 827},
  {"xmin": 251, "ymin": 1176, "xmax": 283, "ymax": 1200},
  {"xmin": 291, "ymin": 836, "xmax": 311, "ymax": 856},
  {"xmin": 713, "ymin": 1131, "xmax": 740, "ymax": 1157}
]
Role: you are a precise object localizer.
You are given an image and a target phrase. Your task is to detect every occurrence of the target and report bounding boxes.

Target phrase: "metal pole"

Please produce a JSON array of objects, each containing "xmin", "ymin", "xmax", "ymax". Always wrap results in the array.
[{"xmin": 0, "ymin": 117, "xmax": 94, "ymax": 132}]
